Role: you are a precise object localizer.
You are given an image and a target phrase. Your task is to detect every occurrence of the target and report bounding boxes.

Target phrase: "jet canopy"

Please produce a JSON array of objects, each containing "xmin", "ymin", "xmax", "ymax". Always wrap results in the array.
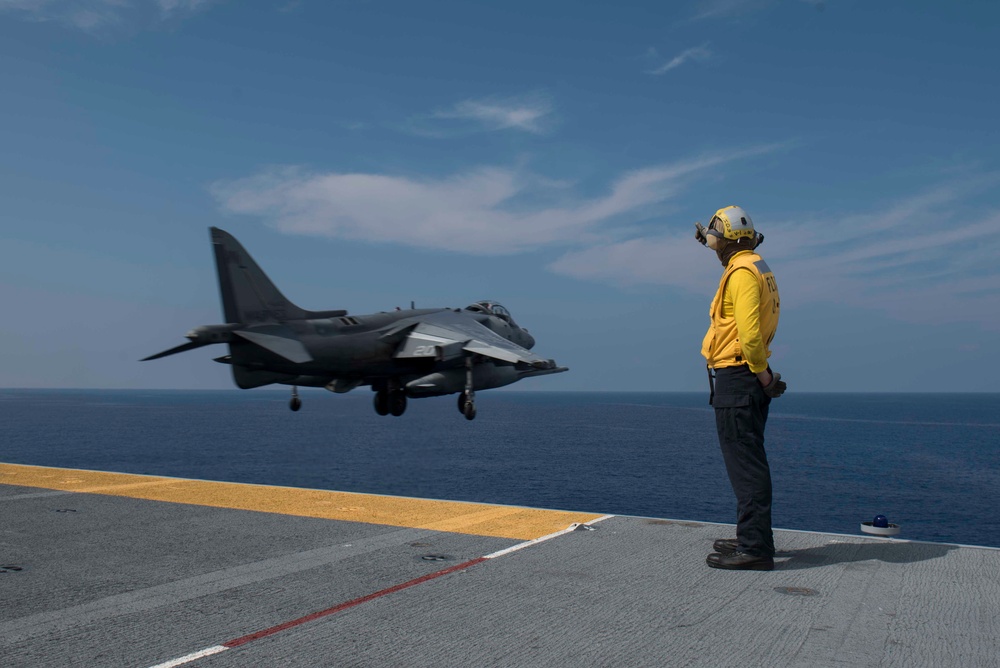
[{"xmin": 465, "ymin": 300, "xmax": 512, "ymax": 322}]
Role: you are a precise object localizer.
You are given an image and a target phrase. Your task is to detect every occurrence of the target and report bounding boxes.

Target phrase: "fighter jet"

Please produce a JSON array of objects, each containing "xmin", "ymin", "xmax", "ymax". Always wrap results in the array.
[{"xmin": 142, "ymin": 228, "xmax": 567, "ymax": 419}]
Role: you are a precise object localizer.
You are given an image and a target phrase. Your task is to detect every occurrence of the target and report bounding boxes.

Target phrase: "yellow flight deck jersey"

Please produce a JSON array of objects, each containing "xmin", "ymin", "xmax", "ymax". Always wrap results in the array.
[{"xmin": 701, "ymin": 250, "xmax": 780, "ymax": 373}]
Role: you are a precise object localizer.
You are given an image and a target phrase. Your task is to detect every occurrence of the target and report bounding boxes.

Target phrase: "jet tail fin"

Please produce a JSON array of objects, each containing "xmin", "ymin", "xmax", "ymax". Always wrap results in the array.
[{"xmin": 210, "ymin": 227, "xmax": 346, "ymax": 324}]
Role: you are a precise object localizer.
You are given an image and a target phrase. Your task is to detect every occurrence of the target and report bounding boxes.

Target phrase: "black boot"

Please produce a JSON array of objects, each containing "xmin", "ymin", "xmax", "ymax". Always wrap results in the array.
[
  {"xmin": 713, "ymin": 538, "xmax": 738, "ymax": 555},
  {"xmin": 706, "ymin": 551, "xmax": 774, "ymax": 571}
]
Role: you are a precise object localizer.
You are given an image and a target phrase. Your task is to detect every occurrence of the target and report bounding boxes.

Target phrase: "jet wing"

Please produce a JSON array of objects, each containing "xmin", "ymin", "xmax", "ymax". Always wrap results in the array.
[
  {"xmin": 391, "ymin": 312, "xmax": 559, "ymax": 369},
  {"xmin": 234, "ymin": 326, "xmax": 313, "ymax": 364}
]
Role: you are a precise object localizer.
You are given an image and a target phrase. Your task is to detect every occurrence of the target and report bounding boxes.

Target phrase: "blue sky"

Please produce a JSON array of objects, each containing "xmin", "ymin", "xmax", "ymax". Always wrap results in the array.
[{"xmin": 1, "ymin": 0, "xmax": 998, "ymax": 392}]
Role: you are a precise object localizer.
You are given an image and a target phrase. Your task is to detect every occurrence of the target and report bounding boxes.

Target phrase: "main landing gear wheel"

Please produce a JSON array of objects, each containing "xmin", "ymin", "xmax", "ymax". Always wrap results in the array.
[
  {"xmin": 389, "ymin": 391, "xmax": 407, "ymax": 417},
  {"xmin": 290, "ymin": 387, "xmax": 301, "ymax": 412},
  {"xmin": 374, "ymin": 390, "xmax": 389, "ymax": 416},
  {"xmin": 374, "ymin": 388, "xmax": 407, "ymax": 416}
]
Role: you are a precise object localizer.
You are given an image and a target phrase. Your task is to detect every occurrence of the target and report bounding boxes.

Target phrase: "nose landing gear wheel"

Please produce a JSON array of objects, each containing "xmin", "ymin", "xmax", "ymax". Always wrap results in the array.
[{"xmin": 290, "ymin": 387, "xmax": 301, "ymax": 412}]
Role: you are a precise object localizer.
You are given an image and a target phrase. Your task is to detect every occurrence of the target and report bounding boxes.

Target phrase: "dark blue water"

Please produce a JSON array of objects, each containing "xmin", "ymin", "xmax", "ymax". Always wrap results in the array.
[{"xmin": 2, "ymin": 389, "xmax": 998, "ymax": 547}]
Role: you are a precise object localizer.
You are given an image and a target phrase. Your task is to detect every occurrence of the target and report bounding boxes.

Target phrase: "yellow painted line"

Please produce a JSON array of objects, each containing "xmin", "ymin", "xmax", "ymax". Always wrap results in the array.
[{"xmin": 0, "ymin": 463, "xmax": 603, "ymax": 541}]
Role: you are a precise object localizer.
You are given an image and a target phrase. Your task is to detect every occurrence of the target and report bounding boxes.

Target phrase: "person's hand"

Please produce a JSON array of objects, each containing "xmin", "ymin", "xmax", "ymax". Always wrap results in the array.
[
  {"xmin": 760, "ymin": 370, "xmax": 786, "ymax": 398},
  {"xmin": 694, "ymin": 222, "xmax": 708, "ymax": 245}
]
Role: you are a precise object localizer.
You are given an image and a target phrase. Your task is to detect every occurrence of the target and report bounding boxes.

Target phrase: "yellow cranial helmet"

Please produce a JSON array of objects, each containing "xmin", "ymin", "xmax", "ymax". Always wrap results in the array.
[
  {"xmin": 694, "ymin": 205, "xmax": 763, "ymax": 253},
  {"xmin": 709, "ymin": 205, "xmax": 755, "ymax": 241}
]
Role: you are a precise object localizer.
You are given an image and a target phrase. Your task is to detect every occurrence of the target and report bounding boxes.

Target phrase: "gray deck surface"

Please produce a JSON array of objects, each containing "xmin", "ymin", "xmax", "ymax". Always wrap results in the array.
[{"xmin": 2, "ymin": 481, "xmax": 998, "ymax": 667}]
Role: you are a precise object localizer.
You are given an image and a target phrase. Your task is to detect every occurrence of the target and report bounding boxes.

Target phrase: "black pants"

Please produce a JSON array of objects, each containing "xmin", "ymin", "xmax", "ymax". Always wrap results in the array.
[{"xmin": 712, "ymin": 365, "xmax": 774, "ymax": 558}]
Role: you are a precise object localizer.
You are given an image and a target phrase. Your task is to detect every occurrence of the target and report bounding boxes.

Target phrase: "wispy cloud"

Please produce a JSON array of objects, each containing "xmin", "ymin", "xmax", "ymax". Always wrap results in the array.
[
  {"xmin": 405, "ymin": 94, "xmax": 555, "ymax": 137},
  {"xmin": 209, "ymin": 147, "xmax": 1000, "ymax": 330},
  {"xmin": 436, "ymin": 97, "xmax": 552, "ymax": 133},
  {"xmin": 211, "ymin": 144, "xmax": 784, "ymax": 256},
  {"xmin": 689, "ymin": 0, "xmax": 775, "ymax": 21},
  {"xmin": 550, "ymin": 174, "xmax": 1000, "ymax": 328},
  {"xmin": 549, "ymin": 235, "xmax": 718, "ymax": 292},
  {"xmin": 688, "ymin": 0, "xmax": 825, "ymax": 22},
  {"xmin": 156, "ymin": 0, "xmax": 209, "ymax": 14},
  {"xmin": 0, "ymin": 0, "xmax": 213, "ymax": 31},
  {"xmin": 0, "ymin": 0, "xmax": 124, "ymax": 30},
  {"xmin": 646, "ymin": 45, "xmax": 712, "ymax": 75}
]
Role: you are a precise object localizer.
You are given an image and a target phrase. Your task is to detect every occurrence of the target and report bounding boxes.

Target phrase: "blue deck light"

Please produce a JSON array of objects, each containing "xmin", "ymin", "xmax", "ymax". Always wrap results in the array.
[{"xmin": 861, "ymin": 514, "xmax": 901, "ymax": 536}]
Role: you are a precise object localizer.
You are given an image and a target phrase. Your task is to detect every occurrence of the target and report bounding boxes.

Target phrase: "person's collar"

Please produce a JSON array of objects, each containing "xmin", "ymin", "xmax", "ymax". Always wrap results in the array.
[{"xmin": 721, "ymin": 248, "xmax": 753, "ymax": 267}]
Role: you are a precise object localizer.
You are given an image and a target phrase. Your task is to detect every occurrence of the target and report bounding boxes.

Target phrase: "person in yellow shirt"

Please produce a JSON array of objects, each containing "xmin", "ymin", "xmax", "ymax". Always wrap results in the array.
[{"xmin": 695, "ymin": 205, "xmax": 786, "ymax": 571}]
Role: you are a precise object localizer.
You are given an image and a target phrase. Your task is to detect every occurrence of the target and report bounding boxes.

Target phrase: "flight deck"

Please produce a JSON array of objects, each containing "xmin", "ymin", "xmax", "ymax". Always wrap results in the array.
[{"xmin": 2, "ymin": 463, "xmax": 998, "ymax": 667}]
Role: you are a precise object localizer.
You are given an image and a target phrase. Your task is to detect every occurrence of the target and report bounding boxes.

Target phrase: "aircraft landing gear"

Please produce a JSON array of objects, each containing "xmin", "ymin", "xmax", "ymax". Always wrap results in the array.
[
  {"xmin": 458, "ymin": 391, "xmax": 476, "ymax": 420},
  {"xmin": 290, "ymin": 386, "xmax": 301, "ymax": 412},
  {"xmin": 389, "ymin": 390, "xmax": 407, "ymax": 417},
  {"xmin": 374, "ymin": 382, "xmax": 407, "ymax": 417},
  {"xmin": 374, "ymin": 390, "xmax": 389, "ymax": 416},
  {"xmin": 460, "ymin": 357, "xmax": 476, "ymax": 420}
]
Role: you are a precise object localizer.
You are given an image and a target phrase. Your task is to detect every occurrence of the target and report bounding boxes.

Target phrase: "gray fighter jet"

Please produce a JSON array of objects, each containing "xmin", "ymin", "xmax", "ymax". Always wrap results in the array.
[{"xmin": 143, "ymin": 228, "xmax": 567, "ymax": 419}]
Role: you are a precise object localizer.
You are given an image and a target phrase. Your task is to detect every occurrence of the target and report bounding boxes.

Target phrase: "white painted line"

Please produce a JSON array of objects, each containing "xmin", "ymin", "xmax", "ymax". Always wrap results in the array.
[
  {"xmin": 145, "ymin": 516, "xmax": 615, "ymax": 667},
  {"xmin": 146, "ymin": 645, "xmax": 228, "ymax": 668},
  {"xmin": 483, "ymin": 515, "xmax": 615, "ymax": 559}
]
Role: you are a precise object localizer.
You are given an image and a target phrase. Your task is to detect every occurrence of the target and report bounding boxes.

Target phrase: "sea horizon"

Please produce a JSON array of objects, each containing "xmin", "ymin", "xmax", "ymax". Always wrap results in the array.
[
  {"xmin": 4, "ymin": 387, "xmax": 1000, "ymax": 395},
  {"xmin": 2, "ymin": 389, "xmax": 998, "ymax": 548}
]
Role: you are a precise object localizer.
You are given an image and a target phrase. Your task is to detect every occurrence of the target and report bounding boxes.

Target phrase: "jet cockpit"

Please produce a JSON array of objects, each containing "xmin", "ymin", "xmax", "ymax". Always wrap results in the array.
[
  {"xmin": 465, "ymin": 300, "xmax": 513, "ymax": 323},
  {"xmin": 464, "ymin": 300, "xmax": 535, "ymax": 350}
]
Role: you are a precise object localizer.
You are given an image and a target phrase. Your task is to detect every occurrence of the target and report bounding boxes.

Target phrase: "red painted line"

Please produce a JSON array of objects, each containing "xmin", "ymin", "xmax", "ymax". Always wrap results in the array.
[{"xmin": 223, "ymin": 557, "xmax": 488, "ymax": 648}]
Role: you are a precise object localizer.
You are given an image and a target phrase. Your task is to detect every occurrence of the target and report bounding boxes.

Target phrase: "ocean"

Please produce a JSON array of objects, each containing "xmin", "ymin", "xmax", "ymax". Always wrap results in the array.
[{"xmin": 1, "ymin": 389, "xmax": 998, "ymax": 548}]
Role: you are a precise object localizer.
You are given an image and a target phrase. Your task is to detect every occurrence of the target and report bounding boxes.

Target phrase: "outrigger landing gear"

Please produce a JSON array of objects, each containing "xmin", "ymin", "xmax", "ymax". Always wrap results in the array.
[
  {"xmin": 459, "ymin": 357, "xmax": 476, "ymax": 420},
  {"xmin": 289, "ymin": 386, "xmax": 301, "ymax": 412}
]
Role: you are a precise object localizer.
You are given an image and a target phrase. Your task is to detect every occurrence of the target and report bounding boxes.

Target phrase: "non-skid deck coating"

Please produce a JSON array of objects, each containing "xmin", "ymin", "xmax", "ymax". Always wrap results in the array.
[{"xmin": 2, "ymin": 463, "xmax": 999, "ymax": 667}]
